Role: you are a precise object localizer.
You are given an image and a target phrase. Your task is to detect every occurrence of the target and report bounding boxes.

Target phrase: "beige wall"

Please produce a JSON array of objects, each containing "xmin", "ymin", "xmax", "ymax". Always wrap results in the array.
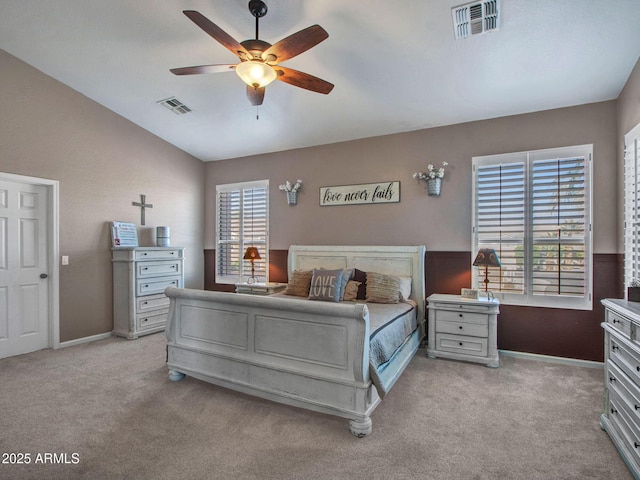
[
  {"xmin": 617, "ymin": 57, "xmax": 640, "ymax": 252},
  {"xmin": 206, "ymin": 101, "xmax": 618, "ymax": 254},
  {"xmin": 0, "ymin": 50, "xmax": 205, "ymax": 342}
]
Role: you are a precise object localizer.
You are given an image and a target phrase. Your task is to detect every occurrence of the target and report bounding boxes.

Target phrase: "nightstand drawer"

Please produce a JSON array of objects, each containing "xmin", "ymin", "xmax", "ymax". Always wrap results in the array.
[
  {"xmin": 436, "ymin": 310, "xmax": 488, "ymax": 325},
  {"xmin": 435, "ymin": 333, "xmax": 488, "ymax": 357},
  {"xmin": 436, "ymin": 320, "xmax": 488, "ymax": 337}
]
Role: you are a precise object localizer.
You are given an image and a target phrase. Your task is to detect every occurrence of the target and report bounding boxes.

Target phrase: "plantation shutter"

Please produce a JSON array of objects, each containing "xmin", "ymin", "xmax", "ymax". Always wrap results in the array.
[
  {"xmin": 625, "ymin": 123, "xmax": 640, "ymax": 289},
  {"xmin": 216, "ymin": 180, "xmax": 269, "ymax": 284},
  {"xmin": 473, "ymin": 145, "xmax": 592, "ymax": 310},
  {"xmin": 530, "ymin": 155, "xmax": 587, "ymax": 297},
  {"xmin": 474, "ymin": 160, "xmax": 525, "ymax": 293}
]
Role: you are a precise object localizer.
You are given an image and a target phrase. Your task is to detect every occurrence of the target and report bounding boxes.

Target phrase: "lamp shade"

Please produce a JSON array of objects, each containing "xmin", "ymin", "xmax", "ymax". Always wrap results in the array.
[
  {"xmin": 473, "ymin": 248, "xmax": 501, "ymax": 268},
  {"xmin": 243, "ymin": 246, "xmax": 261, "ymax": 261},
  {"xmin": 236, "ymin": 61, "xmax": 277, "ymax": 88}
]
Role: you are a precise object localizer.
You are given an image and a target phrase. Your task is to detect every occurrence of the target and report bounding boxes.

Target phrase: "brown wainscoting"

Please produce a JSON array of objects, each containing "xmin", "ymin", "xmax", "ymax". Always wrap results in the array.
[
  {"xmin": 426, "ymin": 251, "xmax": 623, "ymax": 362},
  {"xmin": 204, "ymin": 249, "xmax": 623, "ymax": 362}
]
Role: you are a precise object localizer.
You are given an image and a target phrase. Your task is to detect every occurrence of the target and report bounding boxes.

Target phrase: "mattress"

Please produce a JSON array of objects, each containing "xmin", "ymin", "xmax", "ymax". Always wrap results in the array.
[{"xmin": 367, "ymin": 300, "xmax": 417, "ymax": 396}]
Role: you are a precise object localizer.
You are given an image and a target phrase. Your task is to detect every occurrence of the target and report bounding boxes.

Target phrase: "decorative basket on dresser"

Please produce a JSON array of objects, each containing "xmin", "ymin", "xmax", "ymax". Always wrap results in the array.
[
  {"xmin": 112, "ymin": 247, "xmax": 184, "ymax": 339},
  {"xmin": 601, "ymin": 298, "xmax": 640, "ymax": 479}
]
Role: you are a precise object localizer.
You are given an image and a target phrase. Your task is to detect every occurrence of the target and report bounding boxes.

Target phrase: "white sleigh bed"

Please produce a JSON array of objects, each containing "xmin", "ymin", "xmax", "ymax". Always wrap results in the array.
[{"xmin": 165, "ymin": 245, "xmax": 426, "ymax": 436}]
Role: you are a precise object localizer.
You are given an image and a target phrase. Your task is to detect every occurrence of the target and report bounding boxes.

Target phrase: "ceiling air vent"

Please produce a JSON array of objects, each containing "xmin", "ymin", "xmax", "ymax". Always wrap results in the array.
[
  {"xmin": 452, "ymin": 0, "xmax": 499, "ymax": 39},
  {"xmin": 157, "ymin": 97, "xmax": 192, "ymax": 115}
]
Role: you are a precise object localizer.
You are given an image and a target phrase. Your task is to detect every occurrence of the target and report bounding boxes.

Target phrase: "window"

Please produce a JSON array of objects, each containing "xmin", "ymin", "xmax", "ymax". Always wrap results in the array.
[
  {"xmin": 625, "ymin": 123, "xmax": 640, "ymax": 290},
  {"xmin": 216, "ymin": 180, "xmax": 269, "ymax": 284},
  {"xmin": 472, "ymin": 145, "xmax": 592, "ymax": 310}
]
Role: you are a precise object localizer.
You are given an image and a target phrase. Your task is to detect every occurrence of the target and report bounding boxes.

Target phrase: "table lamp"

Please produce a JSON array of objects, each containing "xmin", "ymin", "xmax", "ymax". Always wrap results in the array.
[
  {"xmin": 243, "ymin": 246, "xmax": 261, "ymax": 284},
  {"xmin": 473, "ymin": 248, "xmax": 501, "ymax": 293}
]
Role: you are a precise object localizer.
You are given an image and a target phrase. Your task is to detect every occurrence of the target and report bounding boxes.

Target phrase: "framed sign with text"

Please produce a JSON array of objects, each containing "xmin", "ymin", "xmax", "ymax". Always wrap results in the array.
[{"xmin": 319, "ymin": 181, "xmax": 400, "ymax": 206}]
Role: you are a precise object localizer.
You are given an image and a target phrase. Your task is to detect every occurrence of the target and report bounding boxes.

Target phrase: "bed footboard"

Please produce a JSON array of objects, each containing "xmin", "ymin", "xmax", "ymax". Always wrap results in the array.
[{"xmin": 165, "ymin": 287, "xmax": 380, "ymax": 436}]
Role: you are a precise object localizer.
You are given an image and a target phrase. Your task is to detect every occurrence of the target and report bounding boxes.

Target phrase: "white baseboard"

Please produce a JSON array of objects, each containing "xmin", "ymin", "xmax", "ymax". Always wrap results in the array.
[
  {"xmin": 57, "ymin": 332, "xmax": 112, "ymax": 349},
  {"xmin": 499, "ymin": 349, "xmax": 603, "ymax": 369}
]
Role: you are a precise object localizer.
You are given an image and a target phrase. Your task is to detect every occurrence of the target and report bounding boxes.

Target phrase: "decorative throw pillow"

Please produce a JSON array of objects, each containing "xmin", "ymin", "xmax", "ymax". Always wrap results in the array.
[
  {"xmin": 343, "ymin": 280, "xmax": 361, "ymax": 301},
  {"xmin": 308, "ymin": 269, "xmax": 344, "ymax": 302},
  {"xmin": 398, "ymin": 276, "xmax": 413, "ymax": 301},
  {"xmin": 352, "ymin": 268, "xmax": 367, "ymax": 300},
  {"xmin": 283, "ymin": 270, "xmax": 312, "ymax": 297},
  {"xmin": 366, "ymin": 272, "xmax": 401, "ymax": 304},
  {"xmin": 338, "ymin": 268, "xmax": 354, "ymax": 300}
]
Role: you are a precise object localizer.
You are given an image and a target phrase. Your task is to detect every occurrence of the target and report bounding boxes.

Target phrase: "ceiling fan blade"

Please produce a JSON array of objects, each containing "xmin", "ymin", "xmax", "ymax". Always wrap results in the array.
[
  {"xmin": 275, "ymin": 66, "xmax": 334, "ymax": 94},
  {"xmin": 247, "ymin": 86, "xmax": 265, "ymax": 106},
  {"xmin": 262, "ymin": 25, "xmax": 328, "ymax": 63},
  {"xmin": 170, "ymin": 64, "xmax": 237, "ymax": 75},
  {"xmin": 183, "ymin": 10, "xmax": 249, "ymax": 59}
]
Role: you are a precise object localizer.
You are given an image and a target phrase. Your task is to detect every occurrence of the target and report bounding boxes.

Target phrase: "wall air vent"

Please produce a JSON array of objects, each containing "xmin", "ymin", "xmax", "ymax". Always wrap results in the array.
[
  {"xmin": 452, "ymin": 0, "xmax": 499, "ymax": 39},
  {"xmin": 157, "ymin": 97, "xmax": 192, "ymax": 115}
]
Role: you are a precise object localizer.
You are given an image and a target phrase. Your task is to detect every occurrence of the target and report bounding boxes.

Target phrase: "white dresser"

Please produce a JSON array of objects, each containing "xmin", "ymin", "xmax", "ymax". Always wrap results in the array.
[
  {"xmin": 427, "ymin": 294, "xmax": 500, "ymax": 367},
  {"xmin": 601, "ymin": 298, "xmax": 640, "ymax": 478},
  {"xmin": 112, "ymin": 247, "xmax": 184, "ymax": 339}
]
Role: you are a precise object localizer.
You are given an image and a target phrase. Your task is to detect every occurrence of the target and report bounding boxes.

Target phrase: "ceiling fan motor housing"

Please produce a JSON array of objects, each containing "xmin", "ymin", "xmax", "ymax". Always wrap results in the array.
[{"xmin": 241, "ymin": 39, "xmax": 272, "ymax": 60}]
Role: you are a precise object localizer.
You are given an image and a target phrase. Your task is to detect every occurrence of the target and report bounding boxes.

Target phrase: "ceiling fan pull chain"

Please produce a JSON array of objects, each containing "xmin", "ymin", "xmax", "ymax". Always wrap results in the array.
[{"xmin": 256, "ymin": 105, "xmax": 259, "ymax": 120}]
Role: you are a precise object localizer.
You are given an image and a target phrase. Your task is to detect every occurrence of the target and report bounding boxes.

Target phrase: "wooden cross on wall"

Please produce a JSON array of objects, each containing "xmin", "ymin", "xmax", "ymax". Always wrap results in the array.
[{"xmin": 132, "ymin": 194, "xmax": 153, "ymax": 225}]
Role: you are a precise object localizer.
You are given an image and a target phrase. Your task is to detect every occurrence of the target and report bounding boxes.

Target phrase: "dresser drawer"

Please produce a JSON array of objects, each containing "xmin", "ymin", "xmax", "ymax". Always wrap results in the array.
[
  {"xmin": 608, "ymin": 361, "xmax": 640, "ymax": 430},
  {"xmin": 435, "ymin": 309, "xmax": 488, "ymax": 325},
  {"xmin": 606, "ymin": 309, "xmax": 633, "ymax": 337},
  {"xmin": 137, "ymin": 293, "xmax": 170, "ymax": 312},
  {"xmin": 137, "ymin": 310, "xmax": 168, "ymax": 331},
  {"xmin": 137, "ymin": 260, "xmax": 182, "ymax": 278},
  {"xmin": 137, "ymin": 276, "xmax": 181, "ymax": 296},
  {"xmin": 435, "ymin": 333, "xmax": 488, "ymax": 357},
  {"xmin": 609, "ymin": 394, "xmax": 640, "ymax": 461},
  {"xmin": 609, "ymin": 331, "xmax": 640, "ymax": 384},
  {"xmin": 135, "ymin": 249, "xmax": 182, "ymax": 260},
  {"xmin": 436, "ymin": 320, "xmax": 488, "ymax": 337}
]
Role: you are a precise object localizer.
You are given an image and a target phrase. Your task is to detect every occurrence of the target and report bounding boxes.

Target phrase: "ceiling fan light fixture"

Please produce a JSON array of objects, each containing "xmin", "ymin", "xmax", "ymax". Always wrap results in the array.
[{"xmin": 236, "ymin": 61, "xmax": 277, "ymax": 88}]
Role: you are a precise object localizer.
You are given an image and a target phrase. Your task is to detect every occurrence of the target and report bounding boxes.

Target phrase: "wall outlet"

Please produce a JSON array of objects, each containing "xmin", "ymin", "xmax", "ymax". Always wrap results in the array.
[{"xmin": 61, "ymin": 255, "xmax": 69, "ymax": 265}]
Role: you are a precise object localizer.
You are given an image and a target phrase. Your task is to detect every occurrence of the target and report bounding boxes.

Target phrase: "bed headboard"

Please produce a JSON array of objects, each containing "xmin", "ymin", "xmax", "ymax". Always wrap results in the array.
[{"xmin": 288, "ymin": 245, "xmax": 427, "ymax": 323}]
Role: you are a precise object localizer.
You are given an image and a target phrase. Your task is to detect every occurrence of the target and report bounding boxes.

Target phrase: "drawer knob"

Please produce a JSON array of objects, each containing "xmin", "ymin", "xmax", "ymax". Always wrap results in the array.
[
  {"xmin": 459, "ymin": 326, "xmax": 463, "ymax": 330},
  {"xmin": 612, "ymin": 343, "xmax": 619, "ymax": 351},
  {"xmin": 611, "ymin": 407, "xmax": 618, "ymax": 414},
  {"xmin": 635, "ymin": 442, "xmax": 640, "ymax": 449},
  {"xmin": 609, "ymin": 376, "xmax": 617, "ymax": 383},
  {"xmin": 459, "ymin": 342, "xmax": 463, "ymax": 346},
  {"xmin": 637, "ymin": 366, "xmax": 640, "ymax": 372},
  {"xmin": 635, "ymin": 405, "xmax": 640, "ymax": 411},
  {"xmin": 459, "ymin": 313, "xmax": 463, "ymax": 318}
]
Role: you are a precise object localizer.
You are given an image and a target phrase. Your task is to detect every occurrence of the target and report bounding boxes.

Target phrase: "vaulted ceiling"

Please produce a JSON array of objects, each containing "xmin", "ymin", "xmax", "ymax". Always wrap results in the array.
[{"xmin": 1, "ymin": 0, "xmax": 639, "ymax": 161}]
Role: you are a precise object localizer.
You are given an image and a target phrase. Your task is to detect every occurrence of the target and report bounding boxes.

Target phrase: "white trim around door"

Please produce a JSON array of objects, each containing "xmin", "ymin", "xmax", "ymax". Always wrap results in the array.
[{"xmin": 0, "ymin": 172, "xmax": 60, "ymax": 351}]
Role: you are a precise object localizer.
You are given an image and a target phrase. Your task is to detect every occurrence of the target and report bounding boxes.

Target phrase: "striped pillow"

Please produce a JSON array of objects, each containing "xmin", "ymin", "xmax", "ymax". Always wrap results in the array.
[
  {"xmin": 365, "ymin": 272, "xmax": 401, "ymax": 304},
  {"xmin": 283, "ymin": 270, "xmax": 312, "ymax": 297}
]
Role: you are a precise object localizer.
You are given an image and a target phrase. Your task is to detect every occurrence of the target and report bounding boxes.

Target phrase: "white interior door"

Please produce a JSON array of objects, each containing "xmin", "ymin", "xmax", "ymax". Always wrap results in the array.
[{"xmin": 0, "ymin": 179, "xmax": 50, "ymax": 358}]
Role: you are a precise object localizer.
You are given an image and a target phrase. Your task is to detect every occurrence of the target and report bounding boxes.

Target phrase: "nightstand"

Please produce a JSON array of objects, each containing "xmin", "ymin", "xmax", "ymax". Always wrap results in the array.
[
  {"xmin": 235, "ymin": 282, "xmax": 287, "ymax": 295},
  {"xmin": 426, "ymin": 293, "xmax": 500, "ymax": 367}
]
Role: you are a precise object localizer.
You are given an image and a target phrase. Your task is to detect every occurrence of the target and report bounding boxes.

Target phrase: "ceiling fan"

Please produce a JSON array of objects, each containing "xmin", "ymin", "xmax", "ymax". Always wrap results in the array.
[{"xmin": 170, "ymin": 0, "xmax": 334, "ymax": 107}]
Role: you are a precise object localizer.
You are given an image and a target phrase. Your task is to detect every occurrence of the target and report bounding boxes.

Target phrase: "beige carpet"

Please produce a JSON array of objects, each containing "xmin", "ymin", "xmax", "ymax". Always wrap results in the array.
[{"xmin": 0, "ymin": 333, "xmax": 632, "ymax": 480}]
